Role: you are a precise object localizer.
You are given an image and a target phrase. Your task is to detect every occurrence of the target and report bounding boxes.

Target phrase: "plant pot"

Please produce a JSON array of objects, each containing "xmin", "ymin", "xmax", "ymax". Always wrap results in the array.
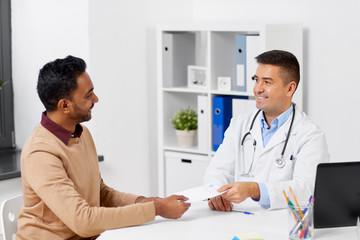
[{"xmin": 175, "ymin": 130, "xmax": 196, "ymax": 147}]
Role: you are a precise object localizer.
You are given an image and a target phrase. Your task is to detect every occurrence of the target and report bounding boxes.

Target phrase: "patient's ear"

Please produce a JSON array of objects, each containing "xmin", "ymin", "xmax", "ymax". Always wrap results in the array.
[{"xmin": 58, "ymin": 99, "xmax": 71, "ymax": 114}]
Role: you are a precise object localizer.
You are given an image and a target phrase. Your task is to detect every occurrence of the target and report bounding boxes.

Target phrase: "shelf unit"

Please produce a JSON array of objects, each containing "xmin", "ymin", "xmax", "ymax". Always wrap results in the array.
[{"xmin": 157, "ymin": 24, "xmax": 303, "ymax": 197}]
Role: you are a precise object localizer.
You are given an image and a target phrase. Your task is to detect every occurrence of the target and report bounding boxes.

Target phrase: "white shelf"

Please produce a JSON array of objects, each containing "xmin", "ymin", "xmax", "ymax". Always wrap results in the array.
[
  {"xmin": 157, "ymin": 24, "xmax": 303, "ymax": 196},
  {"xmin": 163, "ymin": 145, "xmax": 209, "ymax": 155},
  {"xmin": 162, "ymin": 86, "xmax": 208, "ymax": 94},
  {"xmin": 163, "ymin": 87, "xmax": 258, "ymax": 97},
  {"xmin": 210, "ymin": 90, "xmax": 255, "ymax": 97}
]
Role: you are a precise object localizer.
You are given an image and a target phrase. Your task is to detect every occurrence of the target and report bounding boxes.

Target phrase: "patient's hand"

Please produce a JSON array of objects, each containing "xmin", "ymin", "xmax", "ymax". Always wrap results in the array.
[
  {"xmin": 135, "ymin": 196, "xmax": 161, "ymax": 203},
  {"xmin": 154, "ymin": 195, "xmax": 191, "ymax": 219}
]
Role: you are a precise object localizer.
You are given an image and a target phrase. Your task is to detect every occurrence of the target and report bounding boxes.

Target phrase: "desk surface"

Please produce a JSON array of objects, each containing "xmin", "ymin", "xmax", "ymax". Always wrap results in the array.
[{"xmin": 98, "ymin": 201, "xmax": 358, "ymax": 240}]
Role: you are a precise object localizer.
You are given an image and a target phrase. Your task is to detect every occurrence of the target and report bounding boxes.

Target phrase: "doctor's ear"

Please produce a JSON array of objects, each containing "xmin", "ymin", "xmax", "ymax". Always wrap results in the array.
[
  {"xmin": 287, "ymin": 81, "xmax": 297, "ymax": 97},
  {"xmin": 58, "ymin": 99, "xmax": 71, "ymax": 114}
]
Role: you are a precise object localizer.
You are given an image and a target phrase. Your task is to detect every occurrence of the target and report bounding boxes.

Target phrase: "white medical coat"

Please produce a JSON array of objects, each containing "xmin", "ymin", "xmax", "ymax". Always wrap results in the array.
[{"xmin": 204, "ymin": 105, "xmax": 329, "ymax": 209}]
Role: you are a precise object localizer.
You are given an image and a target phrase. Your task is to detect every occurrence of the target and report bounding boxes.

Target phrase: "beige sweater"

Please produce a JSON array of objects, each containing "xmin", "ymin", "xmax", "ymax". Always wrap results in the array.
[{"xmin": 17, "ymin": 124, "xmax": 155, "ymax": 240}]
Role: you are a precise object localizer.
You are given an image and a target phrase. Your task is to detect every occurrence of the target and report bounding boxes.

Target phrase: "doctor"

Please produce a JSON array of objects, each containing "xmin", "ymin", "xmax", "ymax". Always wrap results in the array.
[{"xmin": 204, "ymin": 50, "xmax": 329, "ymax": 211}]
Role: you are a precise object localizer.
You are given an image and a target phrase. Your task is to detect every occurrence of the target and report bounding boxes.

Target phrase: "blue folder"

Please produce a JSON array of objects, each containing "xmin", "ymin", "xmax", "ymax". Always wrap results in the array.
[
  {"xmin": 212, "ymin": 96, "xmax": 233, "ymax": 151},
  {"xmin": 212, "ymin": 96, "xmax": 249, "ymax": 151}
]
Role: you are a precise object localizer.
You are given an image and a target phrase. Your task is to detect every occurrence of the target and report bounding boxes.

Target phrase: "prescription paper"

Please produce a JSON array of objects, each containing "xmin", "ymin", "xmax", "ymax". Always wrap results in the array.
[{"xmin": 175, "ymin": 184, "xmax": 228, "ymax": 203}]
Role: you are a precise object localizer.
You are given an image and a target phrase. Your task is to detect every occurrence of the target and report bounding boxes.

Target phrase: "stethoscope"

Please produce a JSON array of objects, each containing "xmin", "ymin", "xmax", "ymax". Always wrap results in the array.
[{"xmin": 240, "ymin": 103, "xmax": 296, "ymax": 177}]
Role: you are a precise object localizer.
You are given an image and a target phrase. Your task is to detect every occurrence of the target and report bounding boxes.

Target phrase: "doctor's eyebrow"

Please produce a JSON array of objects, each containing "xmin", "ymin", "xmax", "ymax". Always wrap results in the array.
[
  {"xmin": 262, "ymin": 77, "xmax": 274, "ymax": 81},
  {"xmin": 251, "ymin": 74, "xmax": 273, "ymax": 80},
  {"xmin": 252, "ymin": 75, "xmax": 273, "ymax": 81}
]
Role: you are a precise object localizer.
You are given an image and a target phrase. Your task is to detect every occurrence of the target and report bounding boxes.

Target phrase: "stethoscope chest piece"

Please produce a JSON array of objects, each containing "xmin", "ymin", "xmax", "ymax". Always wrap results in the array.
[{"xmin": 275, "ymin": 157, "xmax": 286, "ymax": 168}]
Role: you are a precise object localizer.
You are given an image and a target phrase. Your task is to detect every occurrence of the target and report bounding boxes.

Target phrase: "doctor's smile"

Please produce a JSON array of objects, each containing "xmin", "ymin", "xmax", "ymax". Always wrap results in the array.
[{"xmin": 255, "ymin": 95, "xmax": 268, "ymax": 102}]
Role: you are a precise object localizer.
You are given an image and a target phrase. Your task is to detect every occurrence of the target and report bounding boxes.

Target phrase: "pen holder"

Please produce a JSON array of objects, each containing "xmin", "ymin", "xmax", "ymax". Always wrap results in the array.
[{"xmin": 288, "ymin": 203, "xmax": 313, "ymax": 240}]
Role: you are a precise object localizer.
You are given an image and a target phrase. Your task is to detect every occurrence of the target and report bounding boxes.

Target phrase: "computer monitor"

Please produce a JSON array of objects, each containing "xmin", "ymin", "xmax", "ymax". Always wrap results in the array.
[{"xmin": 314, "ymin": 162, "xmax": 360, "ymax": 228}]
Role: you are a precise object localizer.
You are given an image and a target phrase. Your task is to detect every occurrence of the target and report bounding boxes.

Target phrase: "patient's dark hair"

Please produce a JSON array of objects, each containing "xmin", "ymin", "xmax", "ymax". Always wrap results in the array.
[
  {"xmin": 255, "ymin": 50, "xmax": 300, "ymax": 89},
  {"xmin": 37, "ymin": 55, "xmax": 86, "ymax": 111}
]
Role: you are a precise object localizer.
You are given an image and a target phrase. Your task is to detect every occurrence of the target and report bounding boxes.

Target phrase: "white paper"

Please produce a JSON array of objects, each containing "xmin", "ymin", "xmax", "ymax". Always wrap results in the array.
[{"xmin": 175, "ymin": 184, "xmax": 228, "ymax": 203}]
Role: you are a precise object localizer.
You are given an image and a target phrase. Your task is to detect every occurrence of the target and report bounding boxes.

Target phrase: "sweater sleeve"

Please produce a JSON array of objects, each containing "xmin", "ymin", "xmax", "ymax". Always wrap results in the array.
[
  {"xmin": 99, "ymin": 178, "xmax": 140, "ymax": 207},
  {"xmin": 23, "ymin": 150, "xmax": 155, "ymax": 237}
]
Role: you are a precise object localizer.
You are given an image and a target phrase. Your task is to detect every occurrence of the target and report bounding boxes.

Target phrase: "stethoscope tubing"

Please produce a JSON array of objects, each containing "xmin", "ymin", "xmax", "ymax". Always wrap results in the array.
[
  {"xmin": 240, "ymin": 103, "xmax": 296, "ymax": 168},
  {"xmin": 280, "ymin": 103, "xmax": 295, "ymax": 158}
]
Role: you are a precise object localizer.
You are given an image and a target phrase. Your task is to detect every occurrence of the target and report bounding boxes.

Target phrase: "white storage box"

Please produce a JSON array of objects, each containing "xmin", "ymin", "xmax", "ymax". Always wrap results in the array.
[{"xmin": 165, "ymin": 151, "xmax": 209, "ymax": 196}]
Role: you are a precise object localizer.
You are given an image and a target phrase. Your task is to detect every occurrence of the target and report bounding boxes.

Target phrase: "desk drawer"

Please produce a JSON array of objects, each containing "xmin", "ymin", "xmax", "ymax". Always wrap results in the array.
[{"xmin": 165, "ymin": 151, "xmax": 209, "ymax": 196}]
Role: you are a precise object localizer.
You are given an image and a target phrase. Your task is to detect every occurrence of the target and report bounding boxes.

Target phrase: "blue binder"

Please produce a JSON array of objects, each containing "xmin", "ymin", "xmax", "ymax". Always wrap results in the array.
[
  {"xmin": 212, "ymin": 96, "xmax": 233, "ymax": 151},
  {"xmin": 235, "ymin": 34, "xmax": 247, "ymax": 92}
]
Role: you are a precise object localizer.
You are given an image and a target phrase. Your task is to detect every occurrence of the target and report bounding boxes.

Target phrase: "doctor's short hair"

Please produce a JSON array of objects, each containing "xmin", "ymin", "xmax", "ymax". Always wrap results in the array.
[
  {"xmin": 255, "ymin": 50, "xmax": 300, "ymax": 88},
  {"xmin": 37, "ymin": 55, "xmax": 87, "ymax": 112}
]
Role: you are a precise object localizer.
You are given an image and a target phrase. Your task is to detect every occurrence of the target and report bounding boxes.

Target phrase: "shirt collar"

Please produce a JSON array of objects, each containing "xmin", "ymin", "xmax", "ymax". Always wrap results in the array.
[
  {"xmin": 40, "ymin": 111, "xmax": 83, "ymax": 145},
  {"xmin": 260, "ymin": 104, "xmax": 293, "ymax": 129}
]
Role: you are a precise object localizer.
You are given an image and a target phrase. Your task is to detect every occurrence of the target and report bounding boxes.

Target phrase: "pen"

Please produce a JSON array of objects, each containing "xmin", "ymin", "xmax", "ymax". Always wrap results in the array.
[
  {"xmin": 289, "ymin": 194, "xmax": 314, "ymax": 238},
  {"xmin": 231, "ymin": 209, "xmax": 255, "ymax": 215},
  {"xmin": 283, "ymin": 190, "xmax": 290, "ymax": 203},
  {"xmin": 290, "ymin": 209, "xmax": 310, "ymax": 237},
  {"xmin": 288, "ymin": 200, "xmax": 302, "ymax": 221},
  {"xmin": 289, "ymin": 186, "xmax": 304, "ymax": 218},
  {"xmin": 302, "ymin": 196, "xmax": 313, "ymax": 215},
  {"xmin": 283, "ymin": 190, "xmax": 301, "ymax": 222}
]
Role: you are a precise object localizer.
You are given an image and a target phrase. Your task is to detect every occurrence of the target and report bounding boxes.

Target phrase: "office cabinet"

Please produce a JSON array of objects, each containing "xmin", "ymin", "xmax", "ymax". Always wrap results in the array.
[
  {"xmin": 157, "ymin": 24, "xmax": 303, "ymax": 196},
  {"xmin": 165, "ymin": 151, "xmax": 209, "ymax": 196}
]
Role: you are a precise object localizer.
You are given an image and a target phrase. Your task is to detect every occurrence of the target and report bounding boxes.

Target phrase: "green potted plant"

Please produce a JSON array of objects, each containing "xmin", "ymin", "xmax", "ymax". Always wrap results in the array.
[{"xmin": 171, "ymin": 107, "xmax": 198, "ymax": 147}]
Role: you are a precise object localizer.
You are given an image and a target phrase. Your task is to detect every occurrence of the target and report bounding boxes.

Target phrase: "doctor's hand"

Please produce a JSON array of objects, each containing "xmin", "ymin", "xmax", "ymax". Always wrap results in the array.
[
  {"xmin": 153, "ymin": 195, "xmax": 191, "ymax": 219},
  {"xmin": 208, "ymin": 195, "xmax": 233, "ymax": 212},
  {"xmin": 218, "ymin": 182, "xmax": 260, "ymax": 204}
]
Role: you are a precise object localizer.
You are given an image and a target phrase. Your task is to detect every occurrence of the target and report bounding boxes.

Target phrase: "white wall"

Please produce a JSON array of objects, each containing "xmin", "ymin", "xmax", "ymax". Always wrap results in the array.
[
  {"xmin": 193, "ymin": 0, "xmax": 360, "ymax": 162},
  {"xmin": 88, "ymin": 0, "xmax": 193, "ymax": 195}
]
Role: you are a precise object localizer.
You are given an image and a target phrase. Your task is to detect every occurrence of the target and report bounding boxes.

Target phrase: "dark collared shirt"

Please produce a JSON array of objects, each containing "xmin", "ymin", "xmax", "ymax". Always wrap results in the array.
[{"xmin": 40, "ymin": 111, "xmax": 83, "ymax": 145}]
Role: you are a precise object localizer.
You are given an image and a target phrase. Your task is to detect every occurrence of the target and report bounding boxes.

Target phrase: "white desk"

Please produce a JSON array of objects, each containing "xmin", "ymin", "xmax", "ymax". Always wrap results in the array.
[{"xmin": 98, "ymin": 201, "xmax": 358, "ymax": 240}]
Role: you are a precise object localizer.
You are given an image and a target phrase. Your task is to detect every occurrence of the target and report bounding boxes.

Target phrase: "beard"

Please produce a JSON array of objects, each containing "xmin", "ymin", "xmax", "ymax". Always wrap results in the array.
[{"xmin": 72, "ymin": 103, "xmax": 94, "ymax": 123}]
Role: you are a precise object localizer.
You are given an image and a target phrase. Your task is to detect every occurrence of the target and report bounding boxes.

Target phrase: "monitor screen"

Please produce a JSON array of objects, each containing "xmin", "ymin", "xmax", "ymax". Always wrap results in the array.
[{"xmin": 314, "ymin": 162, "xmax": 360, "ymax": 228}]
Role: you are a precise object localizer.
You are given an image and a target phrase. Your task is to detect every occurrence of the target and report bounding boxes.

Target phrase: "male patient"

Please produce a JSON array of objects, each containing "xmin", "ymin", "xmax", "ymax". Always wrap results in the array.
[{"xmin": 16, "ymin": 55, "xmax": 190, "ymax": 240}]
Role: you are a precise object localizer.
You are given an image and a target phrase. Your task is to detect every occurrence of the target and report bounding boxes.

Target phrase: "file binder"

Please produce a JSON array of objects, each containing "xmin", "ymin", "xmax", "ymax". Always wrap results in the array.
[
  {"xmin": 197, "ymin": 95, "xmax": 208, "ymax": 151},
  {"xmin": 235, "ymin": 34, "xmax": 247, "ymax": 92},
  {"xmin": 212, "ymin": 96, "xmax": 233, "ymax": 151},
  {"xmin": 246, "ymin": 35, "xmax": 261, "ymax": 95},
  {"xmin": 162, "ymin": 33, "xmax": 195, "ymax": 88},
  {"xmin": 232, "ymin": 97, "xmax": 257, "ymax": 118}
]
